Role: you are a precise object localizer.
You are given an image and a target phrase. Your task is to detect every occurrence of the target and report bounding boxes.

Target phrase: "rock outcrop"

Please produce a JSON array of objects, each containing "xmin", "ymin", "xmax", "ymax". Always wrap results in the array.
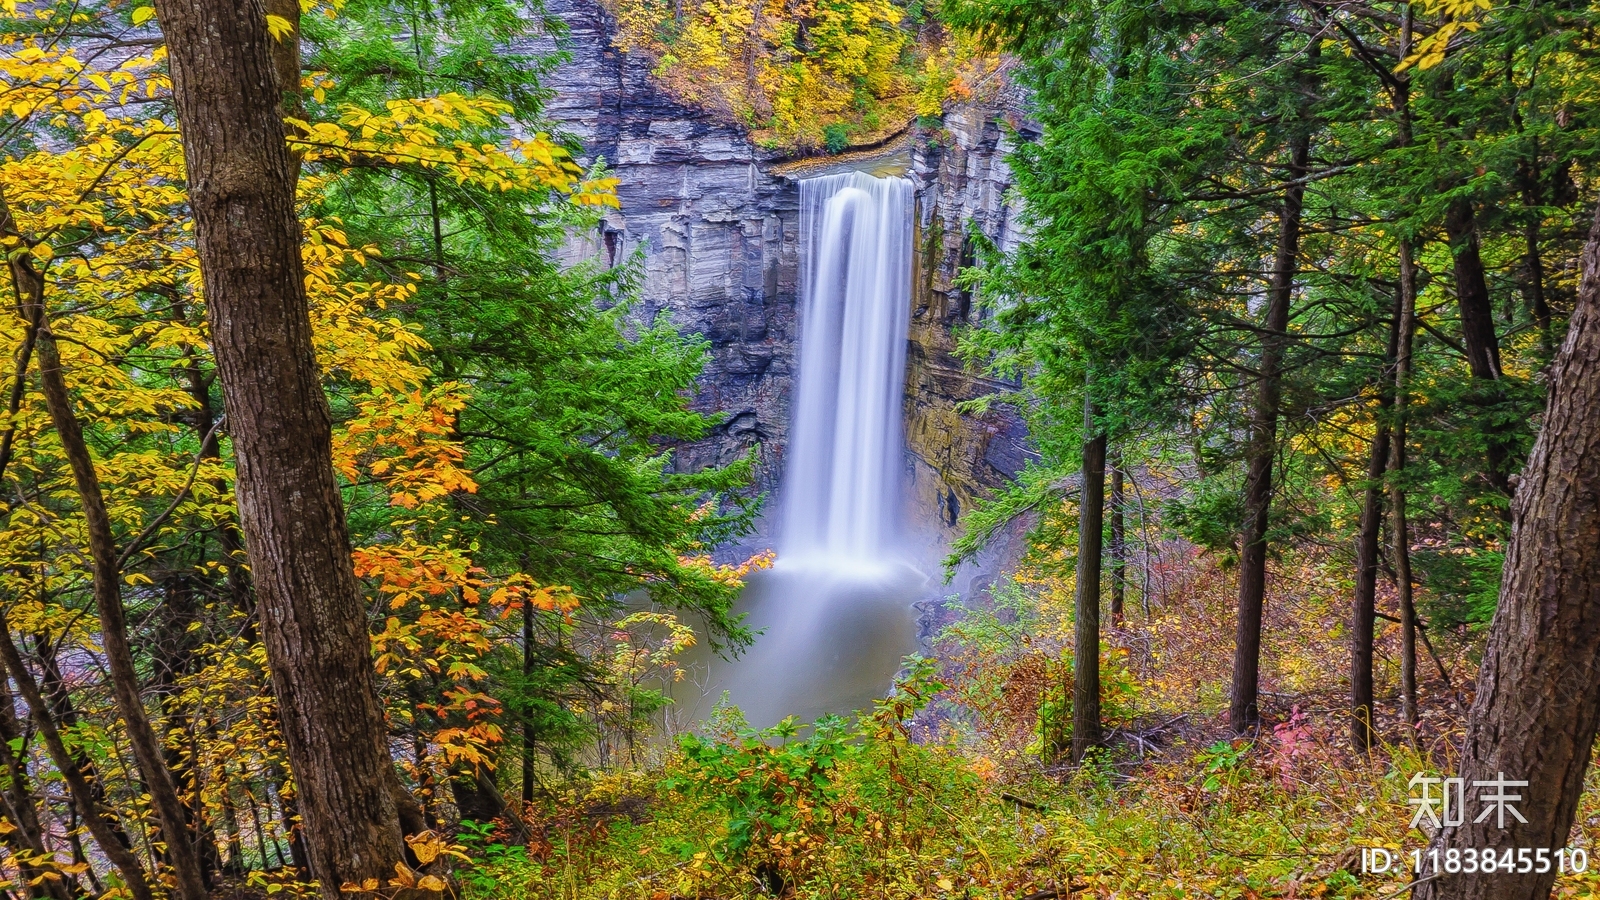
[{"xmin": 534, "ymin": 0, "xmax": 1035, "ymax": 539}]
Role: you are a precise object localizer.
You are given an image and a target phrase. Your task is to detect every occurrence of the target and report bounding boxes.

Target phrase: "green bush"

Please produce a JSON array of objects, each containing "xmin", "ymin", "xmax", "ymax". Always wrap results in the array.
[{"xmin": 823, "ymin": 123, "xmax": 851, "ymax": 153}]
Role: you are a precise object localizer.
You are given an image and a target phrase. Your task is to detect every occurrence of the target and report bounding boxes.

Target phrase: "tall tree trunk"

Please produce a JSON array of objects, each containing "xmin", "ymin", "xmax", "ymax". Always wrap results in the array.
[
  {"xmin": 0, "ymin": 613, "xmax": 155, "ymax": 900},
  {"xmin": 1392, "ymin": 237, "xmax": 1421, "ymax": 743},
  {"xmin": 1071, "ymin": 400, "xmax": 1106, "ymax": 764},
  {"xmin": 1519, "ymin": 161, "xmax": 1554, "ymax": 358},
  {"xmin": 1443, "ymin": 198, "xmax": 1513, "ymax": 497},
  {"xmin": 1413, "ymin": 201, "xmax": 1600, "ymax": 900},
  {"xmin": 1351, "ymin": 266, "xmax": 1404, "ymax": 753},
  {"xmin": 1231, "ymin": 122, "xmax": 1313, "ymax": 735},
  {"xmin": 1109, "ymin": 450, "xmax": 1126, "ymax": 628},
  {"xmin": 1443, "ymin": 199, "xmax": 1502, "ymax": 382},
  {"xmin": 522, "ymin": 595, "xmax": 536, "ymax": 805},
  {"xmin": 1388, "ymin": 19, "xmax": 1421, "ymax": 746},
  {"xmin": 149, "ymin": 1, "xmax": 411, "ymax": 894},
  {"xmin": 5, "ymin": 193, "xmax": 210, "ymax": 900}
]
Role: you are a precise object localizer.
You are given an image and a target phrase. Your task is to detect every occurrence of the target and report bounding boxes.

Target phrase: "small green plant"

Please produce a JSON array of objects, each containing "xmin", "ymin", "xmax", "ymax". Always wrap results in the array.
[
  {"xmin": 1035, "ymin": 644, "xmax": 1144, "ymax": 760},
  {"xmin": 823, "ymin": 123, "xmax": 851, "ymax": 153},
  {"xmin": 865, "ymin": 656, "xmax": 949, "ymax": 820},
  {"xmin": 661, "ymin": 713, "xmax": 852, "ymax": 891},
  {"xmin": 455, "ymin": 818, "xmax": 528, "ymax": 894},
  {"xmin": 1195, "ymin": 739, "xmax": 1251, "ymax": 792}
]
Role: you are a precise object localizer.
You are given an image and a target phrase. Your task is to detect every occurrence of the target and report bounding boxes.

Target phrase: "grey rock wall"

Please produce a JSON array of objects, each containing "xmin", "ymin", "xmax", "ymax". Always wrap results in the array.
[
  {"xmin": 532, "ymin": 0, "xmax": 799, "ymax": 489},
  {"xmin": 905, "ymin": 101, "xmax": 1036, "ymax": 540}
]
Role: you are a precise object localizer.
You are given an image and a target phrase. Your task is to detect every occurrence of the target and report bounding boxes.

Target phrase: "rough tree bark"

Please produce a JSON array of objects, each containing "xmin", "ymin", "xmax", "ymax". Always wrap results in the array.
[
  {"xmin": 1443, "ymin": 198, "xmax": 1513, "ymax": 497},
  {"xmin": 1388, "ymin": 22, "xmax": 1421, "ymax": 744},
  {"xmin": 1443, "ymin": 199, "xmax": 1503, "ymax": 382},
  {"xmin": 1231, "ymin": 121, "xmax": 1312, "ymax": 734},
  {"xmin": 1072, "ymin": 399, "xmax": 1106, "ymax": 764},
  {"xmin": 1391, "ymin": 237, "xmax": 1421, "ymax": 742},
  {"xmin": 1414, "ymin": 201, "xmax": 1600, "ymax": 900},
  {"xmin": 148, "ymin": 1, "xmax": 412, "ymax": 895}
]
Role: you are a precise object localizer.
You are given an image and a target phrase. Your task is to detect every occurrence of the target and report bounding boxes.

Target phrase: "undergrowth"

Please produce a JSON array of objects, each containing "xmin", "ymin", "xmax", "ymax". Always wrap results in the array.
[
  {"xmin": 458, "ymin": 553, "xmax": 1600, "ymax": 899},
  {"xmin": 458, "ymin": 711, "xmax": 1600, "ymax": 898}
]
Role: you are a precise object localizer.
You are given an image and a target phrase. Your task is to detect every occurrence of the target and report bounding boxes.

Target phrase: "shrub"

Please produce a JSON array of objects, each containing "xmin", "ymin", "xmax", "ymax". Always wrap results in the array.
[
  {"xmin": 660, "ymin": 714, "xmax": 852, "ymax": 891},
  {"xmin": 823, "ymin": 123, "xmax": 851, "ymax": 154}
]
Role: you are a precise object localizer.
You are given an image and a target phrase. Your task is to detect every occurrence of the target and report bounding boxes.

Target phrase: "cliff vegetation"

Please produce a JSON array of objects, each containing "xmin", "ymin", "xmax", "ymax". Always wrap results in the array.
[{"xmin": 601, "ymin": 0, "xmax": 997, "ymax": 151}]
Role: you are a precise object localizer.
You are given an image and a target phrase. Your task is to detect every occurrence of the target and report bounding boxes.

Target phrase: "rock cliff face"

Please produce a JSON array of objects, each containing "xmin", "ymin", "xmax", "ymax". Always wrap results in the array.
[
  {"xmin": 535, "ymin": 0, "xmax": 1034, "ymax": 540},
  {"xmin": 531, "ymin": 0, "xmax": 799, "ymax": 488},
  {"xmin": 904, "ymin": 102, "xmax": 1036, "ymax": 541}
]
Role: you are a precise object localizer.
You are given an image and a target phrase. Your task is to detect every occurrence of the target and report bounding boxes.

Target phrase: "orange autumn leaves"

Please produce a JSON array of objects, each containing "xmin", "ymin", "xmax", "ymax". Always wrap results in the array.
[{"xmin": 357, "ymin": 540, "xmax": 582, "ymax": 767}]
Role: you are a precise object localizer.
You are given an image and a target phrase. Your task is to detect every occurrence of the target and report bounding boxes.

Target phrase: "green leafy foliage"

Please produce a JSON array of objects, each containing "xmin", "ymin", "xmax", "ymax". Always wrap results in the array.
[
  {"xmin": 454, "ymin": 635, "xmax": 1600, "ymax": 899},
  {"xmin": 945, "ymin": 0, "xmax": 1600, "ymax": 640},
  {"xmin": 302, "ymin": 0, "xmax": 762, "ymax": 779},
  {"xmin": 1193, "ymin": 739, "xmax": 1249, "ymax": 793},
  {"xmin": 822, "ymin": 122, "xmax": 850, "ymax": 154},
  {"xmin": 665, "ymin": 715, "xmax": 851, "ymax": 862}
]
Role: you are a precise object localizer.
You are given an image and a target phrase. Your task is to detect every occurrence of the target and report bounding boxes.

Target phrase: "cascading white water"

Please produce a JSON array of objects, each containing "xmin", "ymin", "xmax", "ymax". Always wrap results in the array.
[
  {"xmin": 782, "ymin": 172, "xmax": 915, "ymax": 564},
  {"xmin": 667, "ymin": 171, "xmax": 924, "ymax": 729}
]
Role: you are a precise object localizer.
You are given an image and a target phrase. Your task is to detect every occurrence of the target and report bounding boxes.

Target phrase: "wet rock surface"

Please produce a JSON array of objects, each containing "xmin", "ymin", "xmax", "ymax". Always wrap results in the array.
[{"xmin": 905, "ymin": 101, "xmax": 1038, "ymax": 544}]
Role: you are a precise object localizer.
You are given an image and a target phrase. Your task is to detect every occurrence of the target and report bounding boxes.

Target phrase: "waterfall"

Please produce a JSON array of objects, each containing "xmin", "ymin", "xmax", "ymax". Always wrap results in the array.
[
  {"xmin": 666, "ymin": 171, "xmax": 923, "ymax": 728},
  {"xmin": 782, "ymin": 171, "xmax": 915, "ymax": 565}
]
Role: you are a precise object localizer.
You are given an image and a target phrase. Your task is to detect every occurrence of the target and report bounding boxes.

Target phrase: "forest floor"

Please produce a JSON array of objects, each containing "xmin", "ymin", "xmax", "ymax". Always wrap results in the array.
[{"xmin": 460, "ymin": 550, "xmax": 1600, "ymax": 899}]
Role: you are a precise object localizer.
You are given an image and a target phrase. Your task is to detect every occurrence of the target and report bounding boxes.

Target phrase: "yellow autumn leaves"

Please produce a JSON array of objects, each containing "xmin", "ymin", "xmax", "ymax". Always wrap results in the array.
[
  {"xmin": 606, "ymin": 0, "xmax": 986, "ymax": 150},
  {"xmin": 1399, "ymin": 0, "xmax": 1495, "ymax": 71},
  {"xmin": 338, "ymin": 832, "xmax": 466, "ymax": 895},
  {"xmin": 289, "ymin": 94, "xmax": 619, "ymax": 204}
]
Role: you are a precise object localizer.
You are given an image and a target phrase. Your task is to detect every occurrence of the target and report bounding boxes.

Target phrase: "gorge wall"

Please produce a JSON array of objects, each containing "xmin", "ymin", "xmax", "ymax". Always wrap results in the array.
[
  {"xmin": 531, "ymin": 0, "xmax": 1035, "ymax": 543},
  {"xmin": 903, "ymin": 103, "xmax": 1035, "ymax": 539}
]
